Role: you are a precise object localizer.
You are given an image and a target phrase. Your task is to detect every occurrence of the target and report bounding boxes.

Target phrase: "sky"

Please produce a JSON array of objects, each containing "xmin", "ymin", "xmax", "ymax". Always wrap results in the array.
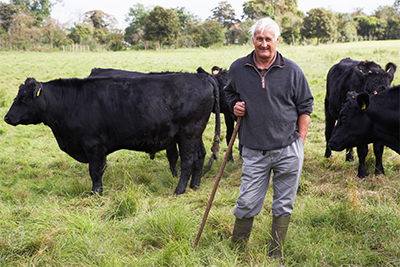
[{"xmin": 51, "ymin": 0, "xmax": 396, "ymax": 30}]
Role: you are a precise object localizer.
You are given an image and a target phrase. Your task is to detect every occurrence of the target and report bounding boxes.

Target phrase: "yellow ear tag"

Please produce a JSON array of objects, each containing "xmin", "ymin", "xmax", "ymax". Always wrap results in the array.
[
  {"xmin": 361, "ymin": 102, "xmax": 366, "ymax": 110},
  {"xmin": 37, "ymin": 88, "xmax": 42, "ymax": 97}
]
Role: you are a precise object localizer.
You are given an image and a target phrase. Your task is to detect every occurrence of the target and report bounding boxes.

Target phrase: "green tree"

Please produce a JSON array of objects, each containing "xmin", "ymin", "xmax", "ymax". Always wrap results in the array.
[
  {"xmin": 210, "ymin": 1, "xmax": 239, "ymax": 29},
  {"xmin": 172, "ymin": 7, "xmax": 201, "ymax": 48},
  {"xmin": 242, "ymin": 0, "xmax": 301, "ymax": 20},
  {"xmin": 41, "ymin": 17, "xmax": 68, "ymax": 50},
  {"xmin": 395, "ymin": 0, "xmax": 400, "ymax": 10},
  {"xmin": 335, "ymin": 13, "xmax": 357, "ymax": 42},
  {"xmin": 0, "ymin": 2, "xmax": 18, "ymax": 32},
  {"xmin": 272, "ymin": 0, "xmax": 301, "ymax": 16},
  {"xmin": 82, "ymin": 10, "xmax": 117, "ymax": 45},
  {"xmin": 242, "ymin": 0, "xmax": 275, "ymax": 20},
  {"xmin": 124, "ymin": 3, "xmax": 149, "ymax": 47},
  {"xmin": 225, "ymin": 19, "xmax": 252, "ymax": 45},
  {"xmin": 143, "ymin": 6, "xmax": 179, "ymax": 50},
  {"xmin": 354, "ymin": 15, "xmax": 379, "ymax": 40},
  {"xmin": 12, "ymin": 0, "xmax": 55, "ymax": 26},
  {"xmin": 83, "ymin": 10, "xmax": 117, "ymax": 29},
  {"xmin": 280, "ymin": 14, "xmax": 302, "ymax": 44},
  {"xmin": 173, "ymin": 6, "xmax": 200, "ymax": 30},
  {"xmin": 301, "ymin": 8, "xmax": 337, "ymax": 44},
  {"xmin": 67, "ymin": 23, "xmax": 93, "ymax": 44},
  {"xmin": 374, "ymin": 5, "xmax": 400, "ymax": 39},
  {"xmin": 198, "ymin": 19, "xmax": 225, "ymax": 47},
  {"xmin": 8, "ymin": 5, "xmax": 39, "ymax": 50},
  {"xmin": 108, "ymin": 29, "xmax": 125, "ymax": 51}
]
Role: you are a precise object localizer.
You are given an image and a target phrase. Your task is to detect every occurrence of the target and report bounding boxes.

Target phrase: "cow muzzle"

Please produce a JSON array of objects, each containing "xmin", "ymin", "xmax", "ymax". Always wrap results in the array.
[{"xmin": 4, "ymin": 114, "xmax": 18, "ymax": 126}]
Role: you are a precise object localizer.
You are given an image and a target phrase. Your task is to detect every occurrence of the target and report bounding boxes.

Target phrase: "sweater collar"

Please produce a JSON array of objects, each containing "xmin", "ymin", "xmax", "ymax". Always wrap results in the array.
[{"xmin": 245, "ymin": 50, "xmax": 285, "ymax": 69}]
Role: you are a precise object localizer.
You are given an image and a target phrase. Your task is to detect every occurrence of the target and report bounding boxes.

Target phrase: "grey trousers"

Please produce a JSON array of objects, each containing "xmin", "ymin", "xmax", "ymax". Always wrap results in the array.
[{"xmin": 234, "ymin": 137, "xmax": 304, "ymax": 219}]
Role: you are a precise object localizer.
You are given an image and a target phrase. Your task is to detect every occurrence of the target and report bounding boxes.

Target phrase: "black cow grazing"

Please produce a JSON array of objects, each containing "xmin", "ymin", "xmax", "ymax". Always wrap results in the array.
[
  {"xmin": 329, "ymin": 86, "xmax": 400, "ymax": 156},
  {"xmin": 4, "ymin": 74, "xmax": 221, "ymax": 196},
  {"xmin": 325, "ymin": 58, "xmax": 396, "ymax": 178}
]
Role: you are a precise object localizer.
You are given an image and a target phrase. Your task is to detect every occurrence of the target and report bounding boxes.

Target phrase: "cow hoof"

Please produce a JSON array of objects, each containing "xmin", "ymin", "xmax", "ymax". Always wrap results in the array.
[
  {"xmin": 91, "ymin": 190, "xmax": 103, "ymax": 196},
  {"xmin": 190, "ymin": 185, "xmax": 200, "ymax": 191},
  {"xmin": 173, "ymin": 189, "xmax": 186, "ymax": 196},
  {"xmin": 374, "ymin": 169, "xmax": 385, "ymax": 176},
  {"xmin": 171, "ymin": 169, "xmax": 178, "ymax": 177},
  {"xmin": 346, "ymin": 156, "xmax": 354, "ymax": 162},
  {"xmin": 357, "ymin": 174, "xmax": 366, "ymax": 179}
]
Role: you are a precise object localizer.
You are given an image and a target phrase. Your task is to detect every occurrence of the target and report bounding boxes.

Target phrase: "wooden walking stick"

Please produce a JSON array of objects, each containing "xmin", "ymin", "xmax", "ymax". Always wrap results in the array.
[{"xmin": 192, "ymin": 116, "xmax": 242, "ymax": 251}]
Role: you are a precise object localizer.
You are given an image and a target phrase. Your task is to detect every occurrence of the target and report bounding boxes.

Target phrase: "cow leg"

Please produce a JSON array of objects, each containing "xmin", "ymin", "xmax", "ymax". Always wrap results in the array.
[
  {"xmin": 356, "ymin": 145, "xmax": 368, "ymax": 178},
  {"xmin": 224, "ymin": 113, "xmax": 235, "ymax": 162},
  {"xmin": 190, "ymin": 139, "xmax": 206, "ymax": 190},
  {"xmin": 85, "ymin": 145, "xmax": 107, "ymax": 195},
  {"xmin": 373, "ymin": 142, "xmax": 385, "ymax": 175},
  {"xmin": 166, "ymin": 145, "xmax": 179, "ymax": 177},
  {"xmin": 174, "ymin": 138, "xmax": 202, "ymax": 195},
  {"xmin": 345, "ymin": 148, "xmax": 354, "ymax": 162},
  {"xmin": 324, "ymin": 100, "xmax": 336, "ymax": 158}
]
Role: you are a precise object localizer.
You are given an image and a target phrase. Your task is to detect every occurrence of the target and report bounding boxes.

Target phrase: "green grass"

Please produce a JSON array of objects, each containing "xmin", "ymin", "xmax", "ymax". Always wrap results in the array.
[{"xmin": 1, "ymin": 41, "xmax": 400, "ymax": 266}]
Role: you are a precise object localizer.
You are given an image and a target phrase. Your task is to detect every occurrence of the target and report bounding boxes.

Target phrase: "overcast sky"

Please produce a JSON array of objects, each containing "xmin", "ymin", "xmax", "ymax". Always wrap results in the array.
[{"xmin": 51, "ymin": 0, "xmax": 396, "ymax": 30}]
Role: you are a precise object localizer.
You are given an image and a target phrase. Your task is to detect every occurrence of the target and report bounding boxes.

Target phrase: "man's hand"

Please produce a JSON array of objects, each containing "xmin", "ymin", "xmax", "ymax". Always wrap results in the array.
[{"xmin": 234, "ymin": 101, "xmax": 246, "ymax": 117}]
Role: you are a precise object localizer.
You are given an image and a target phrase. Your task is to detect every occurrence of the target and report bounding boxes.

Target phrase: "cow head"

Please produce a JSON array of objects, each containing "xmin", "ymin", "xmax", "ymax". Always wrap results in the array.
[
  {"xmin": 329, "ymin": 91, "xmax": 372, "ymax": 151},
  {"xmin": 4, "ymin": 77, "xmax": 45, "ymax": 126},
  {"xmin": 356, "ymin": 61, "xmax": 397, "ymax": 94}
]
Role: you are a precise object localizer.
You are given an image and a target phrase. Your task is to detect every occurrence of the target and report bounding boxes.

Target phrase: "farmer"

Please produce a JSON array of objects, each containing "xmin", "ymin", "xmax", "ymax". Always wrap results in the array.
[{"xmin": 224, "ymin": 17, "xmax": 314, "ymax": 260}]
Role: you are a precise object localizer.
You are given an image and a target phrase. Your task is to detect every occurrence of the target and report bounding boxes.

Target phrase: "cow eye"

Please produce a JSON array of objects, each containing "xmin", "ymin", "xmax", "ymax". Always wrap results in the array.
[
  {"xmin": 340, "ymin": 116, "xmax": 347, "ymax": 123},
  {"xmin": 17, "ymin": 96, "xmax": 26, "ymax": 104}
]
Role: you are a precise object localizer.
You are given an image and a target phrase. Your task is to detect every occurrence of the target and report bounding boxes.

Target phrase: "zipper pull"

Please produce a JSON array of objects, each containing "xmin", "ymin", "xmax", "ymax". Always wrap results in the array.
[{"xmin": 262, "ymin": 76, "xmax": 265, "ymax": 89}]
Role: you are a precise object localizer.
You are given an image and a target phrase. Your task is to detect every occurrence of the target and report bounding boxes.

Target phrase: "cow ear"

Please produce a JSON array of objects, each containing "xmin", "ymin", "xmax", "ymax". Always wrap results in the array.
[
  {"xmin": 197, "ymin": 67, "xmax": 207, "ymax": 74},
  {"xmin": 385, "ymin": 62, "xmax": 397, "ymax": 83},
  {"xmin": 35, "ymin": 87, "xmax": 42, "ymax": 97},
  {"xmin": 356, "ymin": 92, "xmax": 370, "ymax": 110}
]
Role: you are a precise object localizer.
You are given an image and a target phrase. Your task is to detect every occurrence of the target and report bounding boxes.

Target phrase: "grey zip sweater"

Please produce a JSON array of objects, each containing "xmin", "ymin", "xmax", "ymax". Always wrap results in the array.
[{"xmin": 224, "ymin": 50, "xmax": 314, "ymax": 151}]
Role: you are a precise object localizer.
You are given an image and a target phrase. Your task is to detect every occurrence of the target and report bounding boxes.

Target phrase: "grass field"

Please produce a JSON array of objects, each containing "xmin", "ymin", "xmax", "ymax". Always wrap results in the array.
[{"xmin": 1, "ymin": 41, "xmax": 400, "ymax": 266}]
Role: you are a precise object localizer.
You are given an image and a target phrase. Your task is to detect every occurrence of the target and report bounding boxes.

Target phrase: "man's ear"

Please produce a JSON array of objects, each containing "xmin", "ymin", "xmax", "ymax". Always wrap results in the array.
[{"xmin": 356, "ymin": 92, "xmax": 370, "ymax": 110}]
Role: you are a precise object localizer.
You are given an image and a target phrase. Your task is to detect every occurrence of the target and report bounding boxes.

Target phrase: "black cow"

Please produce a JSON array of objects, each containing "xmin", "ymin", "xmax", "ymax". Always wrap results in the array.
[
  {"xmin": 89, "ymin": 68, "xmax": 181, "ymax": 176},
  {"xmin": 325, "ymin": 58, "xmax": 396, "ymax": 178},
  {"xmin": 88, "ymin": 67, "xmax": 223, "ymax": 175},
  {"xmin": 4, "ymin": 74, "xmax": 221, "ymax": 196},
  {"xmin": 90, "ymin": 66, "xmax": 236, "ymax": 168},
  {"xmin": 329, "ymin": 86, "xmax": 400, "ymax": 156}
]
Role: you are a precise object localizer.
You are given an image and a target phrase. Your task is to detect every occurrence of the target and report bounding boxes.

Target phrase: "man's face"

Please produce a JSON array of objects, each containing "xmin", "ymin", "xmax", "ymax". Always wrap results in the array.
[{"xmin": 253, "ymin": 26, "xmax": 279, "ymax": 62}]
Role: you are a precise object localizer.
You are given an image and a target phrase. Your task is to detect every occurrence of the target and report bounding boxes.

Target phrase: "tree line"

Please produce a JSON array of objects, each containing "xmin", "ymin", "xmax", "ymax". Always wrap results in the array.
[{"xmin": 1, "ymin": 0, "xmax": 399, "ymax": 51}]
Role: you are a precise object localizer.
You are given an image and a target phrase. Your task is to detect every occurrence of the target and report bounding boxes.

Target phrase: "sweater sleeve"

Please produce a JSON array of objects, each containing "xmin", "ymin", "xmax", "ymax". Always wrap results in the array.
[{"xmin": 293, "ymin": 64, "xmax": 314, "ymax": 116}]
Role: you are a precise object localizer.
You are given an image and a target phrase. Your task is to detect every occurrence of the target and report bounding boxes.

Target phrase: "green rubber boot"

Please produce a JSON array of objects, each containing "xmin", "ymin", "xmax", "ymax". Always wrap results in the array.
[
  {"xmin": 231, "ymin": 217, "xmax": 254, "ymax": 244},
  {"xmin": 269, "ymin": 215, "xmax": 290, "ymax": 260}
]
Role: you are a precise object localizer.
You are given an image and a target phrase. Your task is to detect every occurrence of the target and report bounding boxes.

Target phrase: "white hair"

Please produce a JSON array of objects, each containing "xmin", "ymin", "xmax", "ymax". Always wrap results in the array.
[{"xmin": 249, "ymin": 18, "xmax": 280, "ymax": 41}]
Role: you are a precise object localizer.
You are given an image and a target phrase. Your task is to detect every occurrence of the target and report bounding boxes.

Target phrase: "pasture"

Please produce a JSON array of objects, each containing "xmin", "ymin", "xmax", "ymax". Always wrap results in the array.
[{"xmin": 0, "ymin": 41, "xmax": 400, "ymax": 266}]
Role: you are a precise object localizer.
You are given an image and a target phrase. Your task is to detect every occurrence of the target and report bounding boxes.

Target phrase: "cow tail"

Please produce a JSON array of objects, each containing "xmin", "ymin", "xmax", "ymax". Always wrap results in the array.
[{"xmin": 204, "ymin": 76, "xmax": 221, "ymax": 174}]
